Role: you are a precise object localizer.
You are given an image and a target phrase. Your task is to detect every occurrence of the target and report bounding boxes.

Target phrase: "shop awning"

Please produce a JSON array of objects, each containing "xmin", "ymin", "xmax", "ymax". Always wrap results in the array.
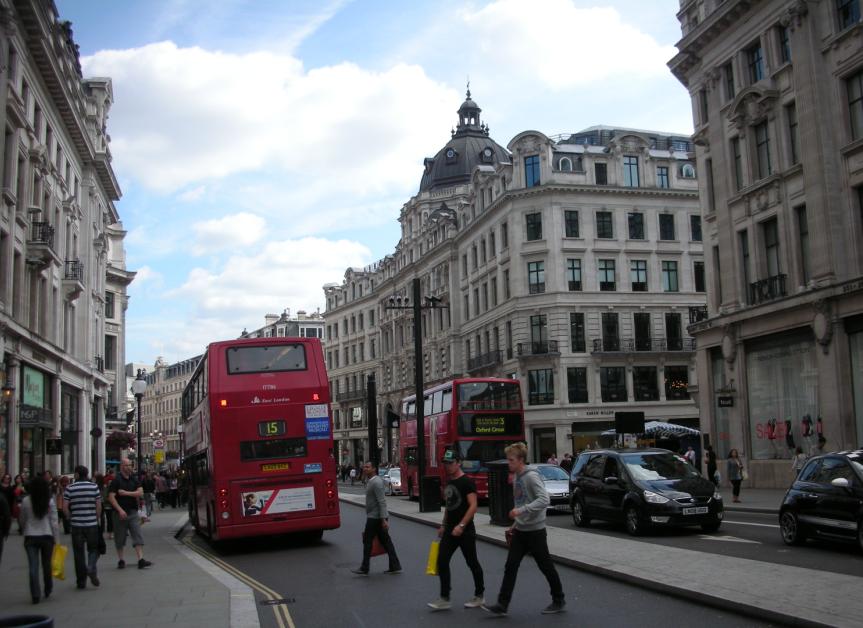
[{"xmin": 601, "ymin": 420, "xmax": 701, "ymax": 437}]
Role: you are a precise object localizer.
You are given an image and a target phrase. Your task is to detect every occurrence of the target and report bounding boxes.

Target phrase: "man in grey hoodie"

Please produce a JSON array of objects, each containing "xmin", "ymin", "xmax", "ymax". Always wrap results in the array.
[
  {"xmin": 483, "ymin": 442, "xmax": 565, "ymax": 616},
  {"xmin": 352, "ymin": 461, "xmax": 401, "ymax": 575}
]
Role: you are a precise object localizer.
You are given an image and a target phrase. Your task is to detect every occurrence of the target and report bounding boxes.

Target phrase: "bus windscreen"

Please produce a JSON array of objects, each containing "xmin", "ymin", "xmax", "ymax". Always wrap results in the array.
[
  {"xmin": 240, "ymin": 437, "xmax": 307, "ymax": 461},
  {"xmin": 458, "ymin": 412, "xmax": 522, "ymax": 437},
  {"xmin": 458, "ymin": 382, "xmax": 520, "ymax": 410},
  {"xmin": 227, "ymin": 344, "xmax": 307, "ymax": 374}
]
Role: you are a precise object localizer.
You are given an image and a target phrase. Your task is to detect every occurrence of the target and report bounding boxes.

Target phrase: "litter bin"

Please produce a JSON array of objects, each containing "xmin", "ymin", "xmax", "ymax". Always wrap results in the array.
[
  {"xmin": 486, "ymin": 460, "xmax": 514, "ymax": 526},
  {"xmin": 420, "ymin": 475, "xmax": 441, "ymax": 512},
  {"xmin": 0, "ymin": 617, "xmax": 53, "ymax": 627}
]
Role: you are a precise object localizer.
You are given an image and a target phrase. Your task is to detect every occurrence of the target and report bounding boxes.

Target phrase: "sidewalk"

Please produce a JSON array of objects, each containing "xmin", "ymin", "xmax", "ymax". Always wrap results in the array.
[
  {"xmin": 340, "ymin": 492, "xmax": 863, "ymax": 628},
  {"xmin": 718, "ymin": 487, "xmax": 786, "ymax": 514},
  {"xmin": 0, "ymin": 509, "xmax": 258, "ymax": 628}
]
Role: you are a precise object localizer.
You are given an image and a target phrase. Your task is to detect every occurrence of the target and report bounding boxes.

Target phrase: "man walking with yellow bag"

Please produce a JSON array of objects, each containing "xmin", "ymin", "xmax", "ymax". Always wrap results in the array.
[{"xmin": 427, "ymin": 449, "xmax": 484, "ymax": 611}]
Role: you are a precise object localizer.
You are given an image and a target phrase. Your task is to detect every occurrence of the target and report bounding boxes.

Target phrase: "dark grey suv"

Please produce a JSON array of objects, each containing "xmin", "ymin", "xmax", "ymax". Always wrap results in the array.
[
  {"xmin": 569, "ymin": 448, "xmax": 723, "ymax": 535},
  {"xmin": 779, "ymin": 450, "xmax": 863, "ymax": 550}
]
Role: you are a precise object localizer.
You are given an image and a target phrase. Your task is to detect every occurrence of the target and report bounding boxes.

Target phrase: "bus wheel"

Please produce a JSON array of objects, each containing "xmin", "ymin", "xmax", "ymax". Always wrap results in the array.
[
  {"xmin": 307, "ymin": 529, "xmax": 324, "ymax": 543},
  {"xmin": 408, "ymin": 479, "xmax": 418, "ymax": 501}
]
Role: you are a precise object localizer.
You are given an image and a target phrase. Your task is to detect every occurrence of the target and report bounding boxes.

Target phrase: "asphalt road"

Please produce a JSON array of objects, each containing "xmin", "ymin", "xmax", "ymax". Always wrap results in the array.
[
  {"xmin": 340, "ymin": 483, "xmax": 863, "ymax": 578},
  {"xmin": 186, "ymin": 501, "xmax": 776, "ymax": 628}
]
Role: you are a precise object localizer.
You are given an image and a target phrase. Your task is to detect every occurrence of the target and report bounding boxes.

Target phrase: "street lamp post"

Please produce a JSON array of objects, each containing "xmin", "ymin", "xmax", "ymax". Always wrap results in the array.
[{"xmin": 131, "ymin": 369, "xmax": 147, "ymax": 474}]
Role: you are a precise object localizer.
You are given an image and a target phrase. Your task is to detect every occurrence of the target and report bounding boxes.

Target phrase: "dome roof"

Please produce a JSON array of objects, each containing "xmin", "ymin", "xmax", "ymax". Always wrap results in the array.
[{"xmin": 419, "ymin": 89, "xmax": 509, "ymax": 193}]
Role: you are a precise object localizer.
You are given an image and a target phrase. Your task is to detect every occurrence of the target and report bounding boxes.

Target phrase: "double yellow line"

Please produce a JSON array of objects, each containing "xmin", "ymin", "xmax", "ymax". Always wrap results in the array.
[{"xmin": 181, "ymin": 534, "xmax": 296, "ymax": 628}]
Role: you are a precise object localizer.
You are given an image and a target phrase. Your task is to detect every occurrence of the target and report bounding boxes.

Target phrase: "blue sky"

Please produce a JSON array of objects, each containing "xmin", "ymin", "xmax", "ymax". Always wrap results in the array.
[{"xmin": 55, "ymin": 0, "xmax": 692, "ymax": 366}]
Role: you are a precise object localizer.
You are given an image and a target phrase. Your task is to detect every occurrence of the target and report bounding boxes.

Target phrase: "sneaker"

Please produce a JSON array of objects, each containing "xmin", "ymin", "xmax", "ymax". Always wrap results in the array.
[
  {"xmin": 464, "ymin": 596, "xmax": 485, "ymax": 608},
  {"xmin": 117, "ymin": 560, "xmax": 125, "ymax": 569},
  {"xmin": 138, "ymin": 558, "xmax": 152, "ymax": 569},
  {"xmin": 384, "ymin": 567, "xmax": 402, "ymax": 574},
  {"xmin": 89, "ymin": 573, "xmax": 100, "ymax": 587},
  {"xmin": 76, "ymin": 582, "xmax": 86, "ymax": 590},
  {"xmin": 541, "ymin": 601, "xmax": 566, "ymax": 615},
  {"xmin": 351, "ymin": 568, "xmax": 369, "ymax": 576},
  {"xmin": 427, "ymin": 597, "xmax": 451, "ymax": 611},
  {"xmin": 482, "ymin": 603, "xmax": 508, "ymax": 617}
]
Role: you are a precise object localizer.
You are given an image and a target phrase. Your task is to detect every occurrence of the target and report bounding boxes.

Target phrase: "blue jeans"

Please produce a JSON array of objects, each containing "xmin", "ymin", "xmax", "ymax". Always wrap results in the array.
[
  {"xmin": 24, "ymin": 535, "xmax": 54, "ymax": 600},
  {"xmin": 71, "ymin": 525, "xmax": 100, "ymax": 584}
]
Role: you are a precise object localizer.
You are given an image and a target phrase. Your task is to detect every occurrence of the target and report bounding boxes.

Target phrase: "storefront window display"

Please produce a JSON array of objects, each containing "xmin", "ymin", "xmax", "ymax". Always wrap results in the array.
[
  {"xmin": 711, "ymin": 349, "xmax": 732, "ymax": 458},
  {"xmin": 850, "ymin": 328, "xmax": 863, "ymax": 449},
  {"xmin": 746, "ymin": 333, "xmax": 818, "ymax": 460}
]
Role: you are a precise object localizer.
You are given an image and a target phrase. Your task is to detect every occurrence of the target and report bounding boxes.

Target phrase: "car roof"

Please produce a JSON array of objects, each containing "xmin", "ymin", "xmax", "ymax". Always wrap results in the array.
[{"xmin": 577, "ymin": 448, "xmax": 672, "ymax": 456}]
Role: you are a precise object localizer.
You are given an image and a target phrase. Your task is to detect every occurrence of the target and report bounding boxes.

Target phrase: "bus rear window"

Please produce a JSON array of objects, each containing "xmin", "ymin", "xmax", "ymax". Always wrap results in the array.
[
  {"xmin": 240, "ymin": 438, "xmax": 307, "ymax": 461},
  {"xmin": 227, "ymin": 344, "xmax": 307, "ymax": 374}
]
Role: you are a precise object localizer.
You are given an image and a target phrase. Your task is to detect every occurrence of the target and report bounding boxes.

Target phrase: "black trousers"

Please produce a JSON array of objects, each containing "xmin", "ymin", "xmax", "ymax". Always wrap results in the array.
[
  {"xmin": 361, "ymin": 518, "xmax": 400, "ymax": 571},
  {"xmin": 71, "ymin": 525, "xmax": 100, "ymax": 585},
  {"xmin": 731, "ymin": 479, "xmax": 742, "ymax": 497},
  {"xmin": 24, "ymin": 535, "xmax": 54, "ymax": 600},
  {"xmin": 438, "ymin": 528, "xmax": 484, "ymax": 598},
  {"xmin": 498, "ymin": 528, "xmax": 563, "ymax": 607}
]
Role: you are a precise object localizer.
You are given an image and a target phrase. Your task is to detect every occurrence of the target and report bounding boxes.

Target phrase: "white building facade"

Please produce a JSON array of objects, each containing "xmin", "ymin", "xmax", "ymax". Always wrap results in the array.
[
  {"xmin": 670, "ymin": 0, "xmax": 863, "ymax": 486},
  {"xmin": 325, "ymin": 93, "xmax": 705, "ymax": 465},
  {"xmin": 0, "ymin": 0, "xmax": 132, "ymax": 477}
]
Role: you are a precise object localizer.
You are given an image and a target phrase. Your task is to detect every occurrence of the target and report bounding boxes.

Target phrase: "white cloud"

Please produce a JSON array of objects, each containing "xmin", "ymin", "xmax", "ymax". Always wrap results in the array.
[
  {"xmin": 191, "ymin": 212, "xmax": 267, "ymax": 255},
  {"xmin": 81, "ymin": 44, "xmax": 456, "ymax": 196},
  {"xmin": 178, "ymin": 185, "xmax": 206, "ymax": 202},
  {"xmin": 168, "ymin": 237, "xmax": 370, "ymax": 317}
]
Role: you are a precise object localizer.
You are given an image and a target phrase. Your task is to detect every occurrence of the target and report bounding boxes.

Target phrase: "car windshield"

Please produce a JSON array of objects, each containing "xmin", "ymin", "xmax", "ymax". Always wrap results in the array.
[
  {"xmin": 388, "ymin": 469, "xmax": 401, "ymax": 481},
  {"xmin": 535, "ymin": 465, "xmax": 569, "ymax": 481},
  {"xmin": 622, "ymin": 453, "xmax": 700, "ymax": 481}
]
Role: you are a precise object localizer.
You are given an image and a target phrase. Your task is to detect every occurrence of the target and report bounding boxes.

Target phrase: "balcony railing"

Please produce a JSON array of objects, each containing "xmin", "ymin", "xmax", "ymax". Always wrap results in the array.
[
  {"xmin": 689, "ymin": 306, "xmax": 708, "ymax": 324},
  {"xmin": 517, "ymin": 340, "xmax": 559, "ymax": 357},
  {"xmin": 64, "ymin": 259, "xmax": 84, "ymax": 281},
  {"xmin": 335, "ymin": 389, "xmax": 365, "ymax": 402},
  {"xmin": 592, "ymin": 337, "xmax": 696, "ymax": 353},
  {"xmin": 29, "ymin": 221, "xmax": 55, "ymax": 246},
  {"xmin": 467, "ymin": 350, "xmax": 502, "ymax": 372},
  {"xmin": 94, "ymin": 356, "xmax": 104, "ymax": 372},
  {"xmin": 749, "ymin": 274, "xmax": 787, "ymax": 305}
]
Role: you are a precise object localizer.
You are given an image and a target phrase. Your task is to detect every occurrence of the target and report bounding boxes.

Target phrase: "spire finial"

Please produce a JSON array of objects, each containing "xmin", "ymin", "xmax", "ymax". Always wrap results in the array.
[{"xmin": 466, "ymin": 76, "xmax": 471, "ymax": 99}]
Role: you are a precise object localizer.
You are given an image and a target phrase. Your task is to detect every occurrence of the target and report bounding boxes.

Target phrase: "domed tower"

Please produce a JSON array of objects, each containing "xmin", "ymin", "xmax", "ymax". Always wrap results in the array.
[{"xmin": 418, "ymin": 88, "xmax": 509, "ymax": 193}]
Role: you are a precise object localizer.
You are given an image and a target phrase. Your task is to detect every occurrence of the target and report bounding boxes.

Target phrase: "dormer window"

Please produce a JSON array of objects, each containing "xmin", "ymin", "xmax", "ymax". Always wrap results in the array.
[
  {"xmin": 481, "ymin": 147, "xmax": 494, "ymax": 163},
  {"xmin": 558, "ymin": 157, "xmax": 573, "ymax": 172},
  {"xmin": 445, "ymin": 148, "xmax": 458, "ymax": 163},
  {"xmin": 680, "ymin": 163, "xmax": 697, "ymax": 178}
]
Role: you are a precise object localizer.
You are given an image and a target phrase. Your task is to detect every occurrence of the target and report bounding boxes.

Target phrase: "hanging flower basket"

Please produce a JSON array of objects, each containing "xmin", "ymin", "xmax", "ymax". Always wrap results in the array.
[{"xmin": 106, "ymin": 430, "xmax": 135, "ymax": 449}]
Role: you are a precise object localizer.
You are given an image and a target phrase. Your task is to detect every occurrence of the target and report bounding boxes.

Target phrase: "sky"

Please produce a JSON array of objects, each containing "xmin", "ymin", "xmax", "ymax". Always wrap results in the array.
[{"xmin": 55, "ymin": 0, "xmax": 693, "ymax": 367}]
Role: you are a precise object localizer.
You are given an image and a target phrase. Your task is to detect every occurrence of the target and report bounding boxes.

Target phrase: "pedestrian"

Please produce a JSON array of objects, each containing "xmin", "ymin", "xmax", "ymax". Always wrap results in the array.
[
  {"xmin": 0, "ymin": 489, "xmax": 10, "ymax": 565},
  {"xmin": 107, "ymin": 461, "xmax": 152, "ymax": 570},
  {"xmin": 791, "ymin": 447, "xmax": 807, "ymax": 476},
  {"xmin": 349, "ymin": 466, "xmax": 357, "ymax": 486},
  {"xmin": 168, "ymin": 473, "xmax": 179, "ymax": 508},
  {"xmin": 427, "ymin": 449, "xmax": 484, "ymax": 611},
  {"xmin": 94, "ymin": 472, "xmax": 112, "ymax": 539},
  {"xmin": 19, "ymin": 474, "xmax": 59, "ymax": 604},
  {"xmin": 559, "ymin": 453, "xmax": 574, "ymax": 475},
  {"xmin": 1, "ymin": 474, "xmax": 16, "ymax": 532},
  {"xmin": 546, "ymin": 453, "xmax": 558, "ymax": 465},
  {"xmin": 482, "ymin": 443, "xmax": 565, "ymax": 616},
  {"xmin": 684, "ymin": 445, "xmax": 697, "ymax": 466},
  {"xmin": 13, "ymin": 473, "xmax": 27, "ymax": 535},
  {"xmin": 56, "ymin": 475, "xmax": 71, "ymax": 534},
  {"xmin": 63, "ymin": 465, "xmax": 102, "ymax": 589},
  {"xmin": 351, "ymin": 461, "xmax": 401, "ymax": 576},
  {"xmin": 704, "ymin": 445, "xmax": 718, "ymax": 486},
  {"xmin": 155, "ymin": 472, "xmax": 168, "ymax": 509},
  {"xmin": 727, "ymin": 449, "xmax": 745, "ymax": 503},
  {"xmin": 142, "ymin": 472, "xmax": 156, "ymax": 517}
]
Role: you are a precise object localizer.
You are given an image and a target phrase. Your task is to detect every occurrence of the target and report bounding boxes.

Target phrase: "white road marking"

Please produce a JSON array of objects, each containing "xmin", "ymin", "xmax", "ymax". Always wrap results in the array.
[
  {"xmin": 722, "ymin": 520, "xmax": 780, "ymax": 528},
  {"xmin": 697, "ymin": 534, "xmax": 761, "ymax": 543}
]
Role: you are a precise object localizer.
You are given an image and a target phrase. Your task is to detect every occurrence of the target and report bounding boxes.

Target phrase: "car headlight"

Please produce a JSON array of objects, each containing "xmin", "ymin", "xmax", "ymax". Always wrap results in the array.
[
  {"xmin": 643, "ymin": 490, "xmax": 670, "ymax": 504},
  {"xmin": 713, "ymin": 490, "xmax": 722, "ymax": 501}
]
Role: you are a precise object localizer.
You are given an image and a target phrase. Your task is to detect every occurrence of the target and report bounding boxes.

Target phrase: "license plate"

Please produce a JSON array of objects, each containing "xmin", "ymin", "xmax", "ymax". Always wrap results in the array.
[
  {"xmin": 683, "ymin": 506, "xmax": 709, "ymax": 515},
  {"xmin": 261, "ymin": 462, "xmax": 291, "ymax": 472}
]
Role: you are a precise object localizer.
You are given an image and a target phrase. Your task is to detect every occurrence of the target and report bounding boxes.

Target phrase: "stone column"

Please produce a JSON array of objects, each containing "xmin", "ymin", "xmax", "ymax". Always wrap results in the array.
[{"xmin": 5, "ymin": 357, "xmax": 19, "ymax": 475}]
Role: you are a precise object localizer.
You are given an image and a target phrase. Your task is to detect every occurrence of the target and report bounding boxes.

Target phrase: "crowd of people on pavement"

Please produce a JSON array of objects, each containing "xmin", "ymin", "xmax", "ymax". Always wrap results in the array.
[
  {"xmin": 352, "ymin": 442, "xmax": 566, "ymax": 616},
  {"xmin": 0, "ymin": 462, "xmax": 190, "ymax": 605}
]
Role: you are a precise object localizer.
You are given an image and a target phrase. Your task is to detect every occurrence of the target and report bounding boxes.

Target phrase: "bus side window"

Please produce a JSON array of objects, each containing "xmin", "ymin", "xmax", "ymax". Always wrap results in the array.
[
  {"xmin": 442, "ymin": 389, "xmax": 452, "ymax": 412},
  {"xmin": 432, "ymin": 392, "xmax": 442, "ymax": 414},
  {"xmin": 424, "ymin": 395, "xmax": 432, "ymax": 415}
]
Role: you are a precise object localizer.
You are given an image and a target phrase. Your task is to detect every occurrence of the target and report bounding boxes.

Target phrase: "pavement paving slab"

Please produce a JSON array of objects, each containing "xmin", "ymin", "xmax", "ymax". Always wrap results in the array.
[
  {"xmin": 0, "ymin": 509, "xmax": 259, "ymax": 628},
  {"xmin": 339, "ymin": 491, "xmax": 863, "ymax": 628}
]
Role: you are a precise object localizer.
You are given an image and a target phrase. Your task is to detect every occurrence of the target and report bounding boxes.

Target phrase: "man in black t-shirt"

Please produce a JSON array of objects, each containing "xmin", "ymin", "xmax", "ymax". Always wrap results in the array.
[
  {"xmin": 427, "ymin": 449, "xmax": 484, "ymax": 612},
  {"xmin": 107, "ymin": 461, "xmax": 152, "ymax": 570}
]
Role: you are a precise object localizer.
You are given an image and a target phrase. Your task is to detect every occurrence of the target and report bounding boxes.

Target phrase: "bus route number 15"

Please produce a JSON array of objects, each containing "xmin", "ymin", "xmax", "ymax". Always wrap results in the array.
[{"xmin": 259, "ymin": 420, "xmax": 286, "ymax": 437}]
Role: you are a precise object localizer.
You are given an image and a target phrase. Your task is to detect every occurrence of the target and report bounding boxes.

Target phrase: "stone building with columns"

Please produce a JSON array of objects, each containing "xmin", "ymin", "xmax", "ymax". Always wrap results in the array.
[
  {"xmin": 324, "ymin": 91, "xmax": 705, "ymax": 465},
  {"xmin": 669, "ymin": 0, "xmax": 863, "ymax": 486},
  {"xmin": 0, "ymin": 0, "xmax": 133, "ymax": 477}
]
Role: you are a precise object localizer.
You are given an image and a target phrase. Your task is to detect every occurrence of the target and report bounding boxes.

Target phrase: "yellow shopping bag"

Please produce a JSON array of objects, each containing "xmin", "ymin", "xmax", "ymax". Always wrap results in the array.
[
  {"xmin": 51, "ymin": 543, "xmax": 68, "ymax": 580},
  {"xmin": 425, "ymin": 540, "xmax": 440, "ymax": 576}
]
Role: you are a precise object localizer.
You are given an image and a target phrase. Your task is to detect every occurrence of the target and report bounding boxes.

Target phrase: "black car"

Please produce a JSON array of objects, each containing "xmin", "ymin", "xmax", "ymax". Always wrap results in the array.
[
  {"xmin": 779, "ymin": 450, "xmax": 863, "ymax": 550},
  {"xmin": 569, "ymin": 448, "xmax": 723, "ymax": 535}
]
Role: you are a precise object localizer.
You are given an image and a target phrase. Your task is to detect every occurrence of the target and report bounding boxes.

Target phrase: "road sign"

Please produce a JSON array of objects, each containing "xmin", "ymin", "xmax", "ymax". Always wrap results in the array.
[{"xmin": 154, "ymin": 439, "xmax": 165, "ymax": 449}]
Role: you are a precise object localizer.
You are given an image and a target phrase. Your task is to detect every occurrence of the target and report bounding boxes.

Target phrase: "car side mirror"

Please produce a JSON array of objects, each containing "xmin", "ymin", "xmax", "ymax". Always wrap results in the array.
[
  {"xmin": 831, "ymin": 477, "xmax": 850, "ymax": 489},
  {"xmin": 603, "ymin": 476, "xmax": 619, "ymax": 485}
]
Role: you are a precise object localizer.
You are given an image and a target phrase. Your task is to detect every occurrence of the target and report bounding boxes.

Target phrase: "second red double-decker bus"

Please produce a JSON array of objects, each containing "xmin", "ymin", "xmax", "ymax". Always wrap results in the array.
[
  {"xmin": 399, "ymin": 377, "xmax": 524, "ymax": 499},
  {"xmin": 181, "ymin": 336, "xmax": 340, "ymax": 541}
]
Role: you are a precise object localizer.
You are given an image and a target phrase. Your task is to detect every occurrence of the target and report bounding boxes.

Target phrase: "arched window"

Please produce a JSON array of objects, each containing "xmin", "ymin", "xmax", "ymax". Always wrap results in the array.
[
  {"xmin": 558, "ymin": 157, "xmax": 573, "ymax": 172},
  {"xmin": 680, "ymin": 163, "xmax": 696, "ymax": 178}
]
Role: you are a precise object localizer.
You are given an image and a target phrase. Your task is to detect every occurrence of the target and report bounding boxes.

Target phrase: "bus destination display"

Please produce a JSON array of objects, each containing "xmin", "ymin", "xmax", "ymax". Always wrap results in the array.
[
  {"xmin": 458, "ymin": 413, "xmax": 522, "ymax": 437},
  {"xmin": 258, "ymin": 420, "xmax": 286, "ymax": 437}
]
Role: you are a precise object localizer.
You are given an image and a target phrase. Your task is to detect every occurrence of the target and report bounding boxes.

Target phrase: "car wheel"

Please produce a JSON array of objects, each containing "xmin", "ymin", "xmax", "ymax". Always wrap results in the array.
[
  {"xmin": 625, "ymin": 506, "xmax": 646, "ymax": 536},
  {"xmin": 780, "ymin": 511, "xmax": 806, "ymax": 546},
  {"xmin": 701, "ymin": 517, "xmax": 721, "ymax": 533},
  {"xmin": 571, "ymin": 498, "xmax": 590, "ymax": 527}
]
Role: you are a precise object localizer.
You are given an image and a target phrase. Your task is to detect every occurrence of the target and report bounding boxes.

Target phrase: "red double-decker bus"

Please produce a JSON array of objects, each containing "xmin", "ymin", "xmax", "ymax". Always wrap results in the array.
[
  {"xmin": 181, "ymin": 337, "xmax": 340, "ymax": 541},
  {"xmin": 399, "ymin": 378, "xmax": 524, "ymax": 499}
]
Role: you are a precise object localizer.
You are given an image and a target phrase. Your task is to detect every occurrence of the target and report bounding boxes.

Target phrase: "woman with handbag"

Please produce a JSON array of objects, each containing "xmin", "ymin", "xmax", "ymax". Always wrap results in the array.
[
  {"xmin": 726, "ymin": 449, "xmax": 745, "ymax": 503},
  {"xmin": 19, "ymin": 475, "xmax": 59, "ymax": 604}
]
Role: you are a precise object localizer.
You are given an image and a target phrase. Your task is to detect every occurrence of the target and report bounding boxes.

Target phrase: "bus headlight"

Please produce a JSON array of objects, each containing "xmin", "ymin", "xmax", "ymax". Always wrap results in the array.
[{"xmin": 221, "ymin": 512, "xmax": 229, "ymax": 519}]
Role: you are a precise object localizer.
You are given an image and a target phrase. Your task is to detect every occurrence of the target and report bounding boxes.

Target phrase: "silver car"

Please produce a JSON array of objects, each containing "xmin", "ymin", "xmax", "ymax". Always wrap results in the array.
[
  {"xmin": 382, "ymin": 468, "xmax": 403, "ymax": 496},
  {"xmin": 534, "ymin": 464, "xmax": 571, "ymax": 507}
]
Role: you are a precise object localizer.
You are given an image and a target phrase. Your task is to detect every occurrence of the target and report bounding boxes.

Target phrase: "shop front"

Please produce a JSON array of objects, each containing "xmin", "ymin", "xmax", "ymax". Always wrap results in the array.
[
  {"xmin": 745, "ymin": 330, "xmax": 819, "ymax": 460},
  {"xmin": 19, "ymin": 365, "xmax": 54, "ymax": 475}
]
